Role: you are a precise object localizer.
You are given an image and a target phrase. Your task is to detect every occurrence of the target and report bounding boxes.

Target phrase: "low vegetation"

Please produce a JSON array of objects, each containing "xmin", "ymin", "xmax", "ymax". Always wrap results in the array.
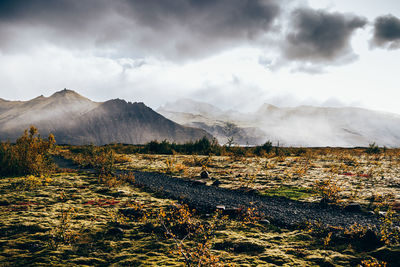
[
  {"xmin": 1, "ymin": 128, "xmax": 400, "ymax": 266},
  {"xmin": 0, "ymin": 126, "xmax": 55, "ymax": 176}
]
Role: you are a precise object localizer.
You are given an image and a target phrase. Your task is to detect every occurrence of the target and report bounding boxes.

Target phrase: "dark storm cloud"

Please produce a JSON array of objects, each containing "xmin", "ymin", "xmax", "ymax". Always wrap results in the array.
[
  {"xmin": 0, "ymin": 0, "xmax": 282, "ymax": 59},
  {"xmin": 0, "ymin": 0, "xmax": 116, "ymax": 52},
  {"xmin": 372, "ymin": 14, "xmax": 400, "ymax": 49},
  {"xmin": 283, "ymin": 8, "xmax": 367, "ymax": 63}
]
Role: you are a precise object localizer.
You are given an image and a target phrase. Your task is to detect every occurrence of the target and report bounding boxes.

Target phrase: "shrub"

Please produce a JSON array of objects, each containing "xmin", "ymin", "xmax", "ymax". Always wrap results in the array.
[
  {"xmin": 360, "ymin": 259, "xmax": 387, "ymax": 267},
  {"xmin": 158, "ymin": 204, "xmax": 226, "ymax": 266},
  {"xmin": 13, "ymin": 174, "xmax": 53, "ymax": 190},
  {"xmin": 314, "ymin": 178, "xmax": 342, "ymax": 203},
  {"xmin": 0, "ymin": 126, "xmax": 55, "ymax": 176},
  {"xmin": 141, "ymin": 137, "xmax": 221, "ymax": 155},
  {"xmin": 366, "ymin": 143, "xmax": 381, "ymax": 154},
  {"xmin": 48, "ymin": 206, "xmax": 79, "ymax": 250},
  {"xmin": 66, "ymin": 145, "xmax": 115, "ymax": 175},
  {"xmin": 380, "ymin": 207, "xmax": 400, "ymax": 245},
  {"xmin": 253, "ymin": 141, "xmax": 273, "ymax": 156}
]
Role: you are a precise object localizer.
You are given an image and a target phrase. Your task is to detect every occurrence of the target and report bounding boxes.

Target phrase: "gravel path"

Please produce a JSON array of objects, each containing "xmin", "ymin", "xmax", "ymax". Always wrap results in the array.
[
  {"xmin": 54, "ymin": 156, "xmax": 385, "ymax": 230},
  {"xmin": 133, "ymin": 171, "xmax": 382, "ymax": 229}
]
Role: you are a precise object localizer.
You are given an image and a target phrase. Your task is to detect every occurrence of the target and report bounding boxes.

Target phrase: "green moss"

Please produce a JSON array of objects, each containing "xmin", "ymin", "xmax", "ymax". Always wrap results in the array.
[
  {"xmin": 0, "ymin": 151, "xmax": 396, "ymax": 266},
  {"xmin": 262, "ymin": 185, "xmax": 315, "ymax": 200}
]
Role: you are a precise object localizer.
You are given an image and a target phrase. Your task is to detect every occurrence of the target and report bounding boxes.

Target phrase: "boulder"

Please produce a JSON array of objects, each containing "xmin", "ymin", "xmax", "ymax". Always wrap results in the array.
[
  {"xmin": 200, "ymin": 170, "xmax": 210, "ymax": 179},
  {"xmin": 344, "ymin": 203, "xmax": 362, "ymax": 212},
  {"xmin": 370, "ymin": 246, "xmax": 400, "ymax": 264},
  {"xmin": 392, "ymin": 201, "xmax": 400, "ymax": 211},
  {"xmin": 192, "ymin": 180, "xmax": 207, "ymax": 186},
  {"xmin": 360, "ymin": 229, "xmax": 383, "ymax": 249},
  {"xmin": 216, "ymin": 205, "xmax": 226, "ymax": 211},
  {"xmin": 119, "ymin": 208, "xmax": 143, "ymax": 218},
  {"xmin": 106, "ymin": 227, "xmax": 124, "ymax": 237},
  {"xmin": 223, "ymin": 207, "xmax": 240, "ymax": 218},
  {"xmin": 212, "ymin": 180, "xmax": 222, "ymax": 186}
]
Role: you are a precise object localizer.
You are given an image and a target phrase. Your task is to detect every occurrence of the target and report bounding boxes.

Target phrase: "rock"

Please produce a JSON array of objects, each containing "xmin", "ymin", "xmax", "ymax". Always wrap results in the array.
[
  {"xmin": 200, "ymin": 170, "xmax": 209, "ymax": 179},
  {"xmin": 106, "ymin": 227, "xmax": 124, "ymax": 237},
  {"xmin": 0, "ymin": 200, "xmax": 10, "ymax": 206},
  {"xmin": 344, "ymin": 203, "xmax": 362, "ymax": 212},
  {"xmin": 392, "ymin": 201, "xmax": 400, "ymax": 211},
  {"xmin": 214, "ymin": 241, "xmax": 265, "ymax": 255},
  {"xmin": 216, "ymin": 205, "xmax": 226, "ymax": 211},
  {"xmin": 238, "ymin": 187, "xmax": 259, "ymax": 194},
  {"xmin": 370, "ymin": 246, "xmax": 400, "ymax": 264},
  {"xmin": 212, "ymin": 180, "xmax": 222, "ymax": 186},
  {"xmin": 360, "ymin": 229, "xmax": 383, "ymax": 249},
  {"xmin": 246, "ymin": 188, "xmax": 260, "ymax": 195},
  {"xmin": 95, "ymin": 188, "xmax": 111, "ymax": 195},
  {"xmin": 119, "ymin": 208, "xmax": 143, "ymax": 218},
  {"xmin": 378, "ymin": 211, "xmax": 387, "ymax": 217},
  {"xmin": 259, "ymin": 219, "xmax": 270, "ymax": 225},
  {"xmin": 223, "ymin": 207, "xmax": 240, "ymax": 218},
  {"xmin": 192, "ymin": 180, "xmax": 207, "ymax": 186}
]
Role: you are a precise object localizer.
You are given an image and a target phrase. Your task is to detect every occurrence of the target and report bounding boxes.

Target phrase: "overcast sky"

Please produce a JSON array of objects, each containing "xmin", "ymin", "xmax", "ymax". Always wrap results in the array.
[{"xmin": 0, "ymin": 0, "xmax": 399, "ymax": 114}]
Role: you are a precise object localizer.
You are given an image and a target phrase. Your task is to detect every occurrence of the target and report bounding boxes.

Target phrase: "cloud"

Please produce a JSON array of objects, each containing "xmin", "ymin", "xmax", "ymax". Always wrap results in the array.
[
  {"xmin": 282, "ymin": 8, "xmax": 367, "ymax": 63},
  {"xmin": 372, "ymin": 14, "xmax": 400, "ymax": 49},
  {"xmin": 0, "ymin": 0, "xmax": 283, "ymax": 60}
]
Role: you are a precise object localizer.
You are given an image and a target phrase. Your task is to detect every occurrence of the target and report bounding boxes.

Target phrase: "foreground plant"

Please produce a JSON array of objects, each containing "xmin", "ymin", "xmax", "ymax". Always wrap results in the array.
[
  {"xmin": 158, "ymin": 204, "xmax": 227, "ymax": 266},
  {"xmin": 48, "ymin": 205, "xmax": 80, "ymax": 250},
  {"xmin": 314, "ymin": 178, "xmax": 342, "ymax": 203},
  {"xmin": 15, "ymin": 174, "xmax": 53, "ymax": 190},
  {"xmin": 379, "ymin": 207, "xmax": 400, "ymax": 245},
  {"xmin": 0, "ymin": 126, "xmax": 55, "ymax": 176},
  {"xmin": 360, "ymin": 258, "xmax": 387, "ymax": 267}
]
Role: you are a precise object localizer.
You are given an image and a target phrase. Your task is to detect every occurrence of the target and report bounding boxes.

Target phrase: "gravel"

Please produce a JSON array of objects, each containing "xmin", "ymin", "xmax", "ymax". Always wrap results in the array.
[
  {"xmin": 54, "ymin": 156, "xmax": 388, "ymax": 231},
  {"xmin": 132, "ymin": 171, "xmax": 382, "ymax": 230}
]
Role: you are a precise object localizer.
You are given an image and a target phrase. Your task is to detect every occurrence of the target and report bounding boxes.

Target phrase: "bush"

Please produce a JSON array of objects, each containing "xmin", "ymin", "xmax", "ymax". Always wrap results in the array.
[
  {"xmin": 254, "ymin": 141, "xmax": 273, "ymax": 156},
  {"xmin": 366, "ymin": 143, "xmax": 381, "ymax": 154},
  {"xmin": 0, "ymin": 126, "xmax": 55, "ymax": 176},
  {"xmin": 141, "ymin": 136, "xmax": 221, "ymax": 155},
  {"xmin": 314, "ymin": 178, "xmax": 342, "ymax": 203},
  {"xmin": 66, "ymin": 145, "xmax": 115, "ymax": 175}
]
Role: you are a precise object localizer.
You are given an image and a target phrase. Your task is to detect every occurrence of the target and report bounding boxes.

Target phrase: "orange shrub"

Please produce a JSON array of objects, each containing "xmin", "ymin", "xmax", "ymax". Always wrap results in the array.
[{"xmin": 0, "ymin": 126, "xmax": 55, "ymax": 176}]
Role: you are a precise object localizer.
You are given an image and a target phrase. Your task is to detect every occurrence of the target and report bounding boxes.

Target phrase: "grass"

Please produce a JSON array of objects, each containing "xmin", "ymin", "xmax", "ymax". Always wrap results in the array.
[
  {"xmin": 1, "ymin": 146, "xmax": 400, "ymax": 265},
  {"xmin": 262, "ymin": 185, "xmax": 315, "ymax": 201}
]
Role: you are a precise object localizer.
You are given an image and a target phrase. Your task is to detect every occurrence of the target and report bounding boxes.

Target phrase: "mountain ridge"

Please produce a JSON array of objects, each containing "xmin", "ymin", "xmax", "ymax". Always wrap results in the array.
[
  {"xmin": 158, "ymin": 98, "xmax": 400, "ymax": 147},
  {"xmin": 0, "ymin": 90, "xmax": 212, "ymax": 145}
]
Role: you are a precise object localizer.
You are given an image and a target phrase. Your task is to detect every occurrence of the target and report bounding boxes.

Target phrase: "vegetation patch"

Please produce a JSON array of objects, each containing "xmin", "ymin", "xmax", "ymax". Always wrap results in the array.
[
  {"xmin": 262, "ymin": 185, "xmax": 315, "ymax": 200},
  {"xmin": 1, "ymin": 128, "xmax": 400, "ymax": 266}
]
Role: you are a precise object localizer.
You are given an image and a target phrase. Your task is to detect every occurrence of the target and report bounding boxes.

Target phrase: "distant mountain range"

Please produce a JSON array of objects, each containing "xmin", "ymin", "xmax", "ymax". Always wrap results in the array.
[
  {"xmin": 158, "ymin": 99, "xmax": 400, "ymax": 147},
  {"xmin": 0, "ymin": 89, "xmax": 211, "ymax": 145},
  {"xmin": 3, "ymin": 90, "xmax": 400, "ymax": 147}
]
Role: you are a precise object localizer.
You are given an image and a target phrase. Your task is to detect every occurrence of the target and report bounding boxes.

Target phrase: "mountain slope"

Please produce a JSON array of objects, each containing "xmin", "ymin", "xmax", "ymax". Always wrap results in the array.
[
  {"xmin": 0, "ymin": 90, "xmax": 212, "ymax": 145},
  {"xmin": 158, "ymin": 99, "xmax": 267, "ymax": 146},
  {"xmin": 254, "ymin": 105, "xmax": 400, "ymax": 147},
  {"xmin": 159, "ymin": 99, "xmax": 400, "ymax": 147}
]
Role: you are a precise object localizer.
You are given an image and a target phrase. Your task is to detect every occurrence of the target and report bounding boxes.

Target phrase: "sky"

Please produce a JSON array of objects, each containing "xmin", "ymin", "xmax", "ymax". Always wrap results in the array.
[{"xmin": 0, "ymin": 0, "xmax": 399, "ymax": 114}]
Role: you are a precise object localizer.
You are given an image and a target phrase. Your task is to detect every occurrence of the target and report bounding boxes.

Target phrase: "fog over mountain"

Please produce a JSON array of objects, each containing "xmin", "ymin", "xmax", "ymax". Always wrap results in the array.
[
  {"xmin": 2, "ymin": 89, "xmax": 400, "ymax": 147},
  {"xmin": 158, "ymin": 99, "xmax": 400, "ymax": 147},
  {"xmin": 0, "ymin": 89, "xmax": 211, "ymax": 145}
]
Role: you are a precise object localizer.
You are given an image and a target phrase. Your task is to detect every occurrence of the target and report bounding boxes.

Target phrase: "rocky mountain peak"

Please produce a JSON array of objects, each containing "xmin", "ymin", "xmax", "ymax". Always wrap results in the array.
[{"xmin": 49, "ymin": 89, "xmax": 92, "ymax": 103}]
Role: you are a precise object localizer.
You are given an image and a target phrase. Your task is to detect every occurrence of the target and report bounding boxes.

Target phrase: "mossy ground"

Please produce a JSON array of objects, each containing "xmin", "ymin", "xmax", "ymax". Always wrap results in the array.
[
  {"xmin": 1, "ymin": 149, "xmax": 399, "ymax": 266},
  {"xmin": 122, "ymin": 150, "xmax": 400, "ymax": 206}
]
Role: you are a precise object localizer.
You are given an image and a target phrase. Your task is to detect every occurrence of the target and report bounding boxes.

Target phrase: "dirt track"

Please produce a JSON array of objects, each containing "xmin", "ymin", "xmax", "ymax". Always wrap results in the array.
[
  {"xmin": 54, "ymin": 155, "xmax": 388, "ymax": 231},
  {"xmin": 133, "ymin": 171, "xmax": 383, "ymax": 229}
]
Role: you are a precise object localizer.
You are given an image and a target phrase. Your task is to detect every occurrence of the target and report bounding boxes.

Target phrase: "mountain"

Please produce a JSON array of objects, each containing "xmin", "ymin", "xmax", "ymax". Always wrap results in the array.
[
  {"xmin": 0, "ymin": 89, "xmax": 212, "ymax": 145},
  {"xmin": 158, "ymin": 99, "xmax": 400, "ymax": 147},
  {"xmin": 253, "ymin": 105, "xmax": 400, "ymax": 147},
  {"xmin": 158, "ymin": 100, "xmax": 267, "ymax": 146}
]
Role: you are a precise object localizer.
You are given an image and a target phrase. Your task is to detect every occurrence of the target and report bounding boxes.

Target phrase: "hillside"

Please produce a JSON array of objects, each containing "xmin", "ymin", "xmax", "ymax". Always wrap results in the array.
[
  {"xmin": 0, "ymin": 90, "xmax": 212, "ymax": 145},
  {"xmin": 159, "ymin": 99, "xmax": 400, "ymax": 147}
]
